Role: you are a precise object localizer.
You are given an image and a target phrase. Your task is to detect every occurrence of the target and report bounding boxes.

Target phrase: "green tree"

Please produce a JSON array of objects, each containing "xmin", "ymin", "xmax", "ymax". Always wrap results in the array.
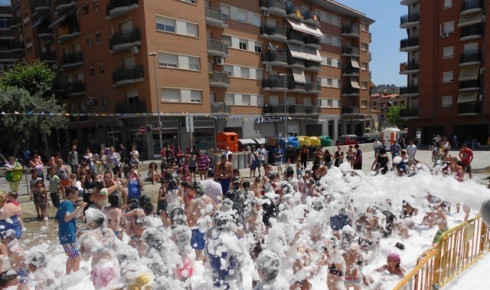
[
  {"xmin": 387, "ymin": 104, "xmax": 407, "ymax": 129},
  {"xmin": 0, "ymin": 61, "xmax": 56, "ymax": 97}
]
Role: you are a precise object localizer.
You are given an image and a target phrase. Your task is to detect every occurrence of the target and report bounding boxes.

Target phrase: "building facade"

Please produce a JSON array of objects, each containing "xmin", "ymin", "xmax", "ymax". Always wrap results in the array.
[
  {"xmin": 9, "ymin": 0, "xmax": 373, "ymax": 158},
  {"xmin": 369, "ymin": 92, "xmax": 407, "ymax": 130},
  {"xmin": 400, "ymin": 0, "xmax": 490, "ymax": 145}
]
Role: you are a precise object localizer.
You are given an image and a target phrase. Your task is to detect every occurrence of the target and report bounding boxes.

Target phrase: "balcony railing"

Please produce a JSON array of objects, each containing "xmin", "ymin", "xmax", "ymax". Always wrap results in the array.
[
  {"xmin": 113, "ymin": 65, "xmax": 144, "ymax": 85},
  {"xmin": 259, "ymin": 0, "xmax": 286, "ymax": 12},
  {"xmin": 459, "ymin": 80, "xmax": 480, "ymax": 89},
  {"xmin": 9, "ymin": 41, "xmax": 24, "ymax": 51},
  {"xmin": 65, "ymin": 83, "xmax": 86, "ymax": 95},
  {"xmin": 400, "ymin": 61, "xmax": 419, "ymax": 72},
  {"xmin": 261, "ymin": 51, "xmax": 287, "ymax": 64},
  {"xmin": 0, "ymin": 52, "xmax": 19, "ymax": 60},
  {"xmin": 0, "ymin": 30, "xmax": 15, "ymax": 39},
  {"xmin": 262, "ymin": 105, "xmax": 320, "ymax": 114},
  {"xmin": 341, "ymin": 24, "xmax": 359, "ymax": 36},
  {"xmin": 287, "ymin": 55, "xmax": 305, "ymax": 67},
  {"xmin": 58, "ymin": 22, "xmax": 80, "ymax": 42},
  {"xmin": 400, "ymin": 37, "xmax": 419, "ymax": 50},
  {"xmin": 462, "ymin": 0, "xmax": 483, "ymax": 12},
  {"xmin": 62, "ymin": 52, "xmax": 83, "ymax": 67},
  {"xmin": 342, "ymin": 46, "xmax": 359, "ymax": 55},
  {"xmin": 205, "ymin": 7, "xmax": 228, "ymax": 26},
  {"xmin": 461, "ymin": 25, "xmax": 482, "ymax": 38},
  {"xmin": 302, "ymin": 9, "xmax": 319, "ymax": 26},
  {"xmin": 287, "ymin": 30, "xmax": 304, "ymax": 43},
  {"xmin": 262, "ymin": 78, "xmax": 288, "ymax": 89},
  {"xmin": 305, "ymin": 60, "xmax": 320, "ymax": 71},
  {"xmin": 260, "ymin": 26, "xmax": 287, "ymax": 38},
  {"xmin": 211, "ymin": 102, "xmax": 231, "ymax": 113},
  {"xmin": 41, "ymin": 51, "xmax": 56, "ymax": 62},
  {"xmin": 342, "ymin": 66, "xmax": 360, "ymax": 75},
  {"xmin": 400, "ymin": 86, "xmax": 419, "ymax": 95},
  {"xmin": 115, "ymin": 100, "xmax": 147, "ymax": 114},
  {"xmin": 458, "ymin": 101, "xmax": 480, "ymax": 114},
  {"xmin": 460, "ymin": 51, "xmax": 481, "ymax": 64},
  {"xmin": 33, "ymin": 0, "xmax": 51, "ymax": 11},
  {"xmin": 109, "ymin": 28, "xmax": 141, "ymax": 50},
  {"xmin": 400, "ymin": 13, "xmax": 420, "ymax": 26},
  {"xmin": 342, "ymin": 87, "xmax": 360, "ymax": 95},
  {"xmin": 106, "ymin": 0, "xmax": 139, "ymax": 18},
  {"xmin": 305, "ymin": 82, "xmax": 321, "ymax": 93},
  {"xmin": 209, "ymin": 72, "xmax": 230, "ymax": 86},
  {"xmin": 207, "ymin": 39, "xmax": 228, "ymax": 55},
  {"xmin": 304, "ymin": 36, "xmax": 320, "ymax": 47},
  {"xmin": 288, "ymin": 81, "xmax": 305, "ymax": 91},
  {"xmin": 400, "ymin": 108, "xmax": 418, "ymax": 117},
  {"xmin": 341, "ymin": 106, "xmax": 360, "ymax": 114}
]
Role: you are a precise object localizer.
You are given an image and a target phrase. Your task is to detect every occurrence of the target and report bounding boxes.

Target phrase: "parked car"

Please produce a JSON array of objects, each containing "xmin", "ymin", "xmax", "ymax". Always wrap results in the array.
[
  {"xmin": 335, "ymin": 135, "xmax": 359, "ymax": 146},
  {"xmin": 357, "ymin": 136, "xmax": 376, "ymax": 144}
]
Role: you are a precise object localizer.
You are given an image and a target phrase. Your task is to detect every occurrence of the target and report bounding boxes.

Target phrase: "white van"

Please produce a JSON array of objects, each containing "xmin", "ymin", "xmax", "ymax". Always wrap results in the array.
[{"xmin": 381, "ymin": 128, "xmax": 401, "ymax": 149}]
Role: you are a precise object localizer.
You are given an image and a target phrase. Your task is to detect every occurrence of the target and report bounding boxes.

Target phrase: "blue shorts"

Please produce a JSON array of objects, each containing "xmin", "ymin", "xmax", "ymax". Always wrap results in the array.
[
  {"xmin": 62, "ymin": 242, "xmax": 80, "ymax": 259},
  {"xmin": 191, "ymin": 228, "xmax": 205, "ymax": 250},
  {"xmin": 17, "ymin": 269, "xmax": 28, "ymax": 284}
]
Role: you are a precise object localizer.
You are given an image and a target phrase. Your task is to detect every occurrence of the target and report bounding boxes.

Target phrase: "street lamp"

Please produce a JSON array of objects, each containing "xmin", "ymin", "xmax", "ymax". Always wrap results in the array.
[
  {"xmin": 279, "ymin": 73, "xmax": 287, "ymax": 137},
  {"xmin": 148, "ymin": 52, "xmax": 163, "ymax": 153}
]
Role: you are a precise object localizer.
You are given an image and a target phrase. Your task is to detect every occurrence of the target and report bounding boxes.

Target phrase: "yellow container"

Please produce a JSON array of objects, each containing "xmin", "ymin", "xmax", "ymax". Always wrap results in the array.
[
  {"xmin": 309, "ymin": 136, "xmax": 321, "ymax": 146},
  {"xmin": 298, "ymin": 136, "xmax": 311, "ymax": 147}
]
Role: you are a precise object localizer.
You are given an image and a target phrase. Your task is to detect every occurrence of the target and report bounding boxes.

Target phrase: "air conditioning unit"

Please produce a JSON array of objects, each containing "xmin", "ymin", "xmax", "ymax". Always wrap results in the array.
[
  {"xmin": 440, "ymin": 32, "xmax": 449, "ymax": 37},
  {"xmin": 263, "ymin": 10, "xmax": 270, "ymax": 17},
  {"xmin": 215, "ymin": 56, "xmax": 225, "ymax": 65},
  {"xmin": 266, "ymin": 64, "xmax": 272, "ymax": 72},
  {"xmin": 131, "ymin": 45, "xmax": 139, "ymax": 54}
]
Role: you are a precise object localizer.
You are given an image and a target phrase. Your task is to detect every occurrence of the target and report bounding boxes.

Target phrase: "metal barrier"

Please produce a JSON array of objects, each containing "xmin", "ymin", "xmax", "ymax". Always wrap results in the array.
[{"xmin": 394, "ymin": 215, "xmax": 490, "ymax": 290}]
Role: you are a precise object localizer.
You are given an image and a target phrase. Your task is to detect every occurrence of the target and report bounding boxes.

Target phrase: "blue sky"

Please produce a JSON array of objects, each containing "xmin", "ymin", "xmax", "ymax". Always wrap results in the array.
[{"xmin": 338, "ymin": 0, "xmax": 407, "ymax": 86}]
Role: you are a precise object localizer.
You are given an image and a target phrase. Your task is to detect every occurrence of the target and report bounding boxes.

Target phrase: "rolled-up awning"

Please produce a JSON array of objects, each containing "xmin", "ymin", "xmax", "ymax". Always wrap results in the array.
[
  {"xmin": 458, "ymin": 12, "xmax": 483, "ymax": 27},
  {"xmin": 350, "ymin": 57, "xmax": 360, "ymax": 68},
  {"xmin": 253, "ymin": 138, "xmax": 266, "ymax": 145},
  {"xmin": 239, "ymin": 139, "xmax": 257, "ymax": 145},
  {"xmin": 48, "ymin": 5, "xmax": 77, "ymax": 28},
  {"xmin": 286, "ymin": 18, "xmax": 324, "ymax": 38},
  {"xmin": 32, "ymin": 12, "xmax": 49, "ymax": 28},
  {"xmin": 304, "ymin": 47, "xmax": 322, "ymax": 62},
  {"xmin": 292, "ymin": 68, "xmax": 306, "ymax": 83},
  {"xmin": 350, "ymin": 78, "xmax": 360, "ymax": 88},
  {"xmin": 457, "ymin": 91, "xmax": 478, "ymax": 103},
  {"xmin": 288, "ymin": 43, "xmax": 308, "ymax": 60},
  {"xmin": 458, "ymin": 65, "xmax": 480, "ymax": 81}
]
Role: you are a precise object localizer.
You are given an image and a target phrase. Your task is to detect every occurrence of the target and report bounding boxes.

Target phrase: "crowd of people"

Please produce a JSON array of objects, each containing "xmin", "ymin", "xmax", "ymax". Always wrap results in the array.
[{"xmin": 0, "ymin": 137, "xmax": 482, "ymax": 289}]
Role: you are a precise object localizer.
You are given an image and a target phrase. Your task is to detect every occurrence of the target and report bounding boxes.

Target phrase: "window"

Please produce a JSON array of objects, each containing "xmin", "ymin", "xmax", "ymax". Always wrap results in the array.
[
  {"xmin": 240, "ymin": 67, "xmax": 249, "ymax": 78},
  {"xmin": 225, "ymin": 94, "xmax": 234, "ymax": 105},
  {"xmin": 242, "ymin": 95, "xmax": 251, "ymax": 105},
  {"xmin": 221, "ymin": 5, "xmax": 231, "ymax": 18},
  {"xmin": 190, "ymin": 90, "xmax": 202, "ymax": 102},
  {"xmin": 361, "ymin": 62, "xmax": 368, "ymax": 71},
  {"xmin": 254, "ymin": 43, "xmax": 262, "ymax": 53},
  {"xmin": 361, "ymin": 100, "xmax": 367, "ymax": 108},
  {"xmin": 93, "ymin": 1, "xmax": 99, "ymax": 11},
  {"xmin": 327, "ymin": 78, "xmax": 332, "ymax": 87},
  {"xmin": 156, "ymin": 16, "xmax": 176, "ymax": 32},
  {"xmin": 443, "ymin": 46, "xmax": 454, "ymax": 58},
  {"xmin": 464, "ymin": 42, "xmax": 478, "ymax": 53},
  {"xmin": 361, "ymin": 43, "xmax": 368, "ymax": 51},
  {"xmin": 95, "ymin": 32, "xmax": 102, "ymax": 44},
  {"xmin": 90, "ymin": 97, "xmax": 98, "ymax": 107},
  {"xmin": 442, "ymin": 95, "xmax": 452, "ymax": 107},
  {"xmin": 360, "ymin": 23, "xmax": 368, "ymax": 32},
  {"xmin": 224, "ymin": 65, "xmax": 233, "ymax": 76},
  {"xmin": 443, "ymin": 21, "xmax": 454, "ymax": 33},
  {"xmin": 257, "ymin": 95, "xmax": 264, "ymax": 106},
  {"xmin": 89, "ymin": 67, "xmax": 95, "ymax": 77},
  {"xmin": 102, "ymin": 95, "xmax": 107, "ymax": 106},
  {"xmin": 162, "ymin": 88, "xmax": 180, "ymax": 102},
  {"xmin": 86, "ymin": 36, "xmax": 92, "ymax": 47},
  {"xmin": 83, "ymin": 3, "xmax": 89, "ymax": 15},
  {"xmin": 159, "ymin": 53, "xmax": 178, "ymax": 68},
  {"xmin": 186, "ymin": 22, "xmax": 198, "ymax": 37},
  {"xmin": 239, "ymin": 39, "xmax": 247, "ymax": 50},
  {"xmin": 99, "ymin": 64, "xmax": 105, "ymax": 73},
  {"xmin": 444, "ymin": 0, "xmax": 452, "ymax": 9},
  {"xmin": 222, "ymin": 35, "xmax": 231, "ymax": 46},
  {"xmin": 442, "ymin": 71, "xmax": 453, "ymax": 83},
  {"xmin": 237, "ymin": 9, "xmax": 247, "ymax": 22},
  {"xmin": 188, "ymin": 57, "xmax": 200, "ymax": 70},
  {"xmin": 361, "ymin": 81, "xmax": 368, "ymax": 89},
  {"xmin": 256, "ymin": 69, "xmax": 263, "ymax": 80}
]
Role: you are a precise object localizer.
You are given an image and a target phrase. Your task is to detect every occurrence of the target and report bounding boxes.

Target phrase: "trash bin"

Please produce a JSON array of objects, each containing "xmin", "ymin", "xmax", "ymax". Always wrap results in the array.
[
  {"xmin": 309, "ymin": 136, "xmax": 321, "ymax": 147},
  {"xmin": 320, "ymin": 136, "xmax": 332, "ymax": 147},
  {"xmin": 236, "ymin": 152, "xmax": 244, "ymax": 169}
]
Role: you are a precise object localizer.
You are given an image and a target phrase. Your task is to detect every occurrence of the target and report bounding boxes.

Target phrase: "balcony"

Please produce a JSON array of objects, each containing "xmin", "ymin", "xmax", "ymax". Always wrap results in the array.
[
  {"xmin": 285, "ymin": 3, "xmax": 301, "ymax": 20},
  {"xmin": 0, "ymin": 30, "xmax": 15, "ymax": 40},
  {"xmin": 37, "ymin": 25, "xmax": 53, "ymax": 39},
  {"xmin": 287, "ymin": 55, "xmax": 305, "ymax": 69},
  {"xmin": 106, "ymin": 0, "xmax": 139, "ymax": 20},
  {"xmin": 461, "ymin": 0, "xmax": 483, "ymax": 15},
  {"xmin": 9, "ymin": 16, "xmax": 21, "ymax": 30},
  {"xmin": 260, "ymin": 26, "xmax": 287, "ymax": 42},
  {"xmin": 0, "ymin": 52, "xmax": 18, "ymax": 62},
  {"xmin": 262, "ymin": 78, "xmax": 288, "ymax": 92},
  {"xmin": 205, "ymin": 7, "xmax": 228, "ymax": 28},
  {"xmin": 211, "ymin": 102, "xmax": 232, "ymax": 114},
  {"xmin": 400, "ymin": 108, "xmax": 418, "ymax": 118},
  {"xmin": 460, "ymin": 25, "xmax": 482, "ymax": 41},
  {"xmin": 62, "ymin": 52, "xmax": 83, "ymax": 69},
  {"xmin": 207, "ymin": 39, "xmax": 228, "ymax": 57},
  {"xmin": 115, "ymin": 100, "xmax": 147, "ymax": 114},
  {"xmin": 11, "ymin": 1, "xmax": 20, "ymax": 10},
  {"xmin": 341, "ymin": 24, "xmax": 360, "ymax": 38},
  {"xmin": 109, "ymin": 28, "xmax": 141, "ymax": 53},
  {"xmin": 399, "ymin": 86, "xmax": 419, "ymax": 96},
  {"xmin": 259, "ymin": 0, "xmax": 286, "ymax": 16},
  {"xmin": 400, "ymin": 61, "xmax": 420, "ymax": 74},
  {"xmin": 305, "ymin": 82, "xmax": 321, "ymax": 94},
  {"xmin": 459, "ymin": 101, "xmax": 480, "ymax": 115},
  {"xmin": 400, "ymin": 37, "xmax": 419, "ymax": 52},
  {"xmin": 288, "ymin": 81, "xmax": 306, "ymax": 92},
  {"xmin": 262, "ymin": 105, "xmax": 320, "ymax": 115},
  {"xmin": 460, "ymin": 51, "xmax": 480, "ymax": 66},
  {"xmin": 400, "ymin": 0, "xmax": 419, "ymax": 5},
  {"xmin": 342, "ymin": 46, "xmax": 360, "ymax": 56},
  {"xmin": 287, "ymin": 30, "xmax": 304, "ymax": 45},
  {"xmin": 209, "ymin": 72, "xmax": 230, "ymax": 88},
  {"xmin": 112, "ymin": 65, "xmax": 144, "ymax": 87},
  {"xmin": 342, "ymin": 66, "xmax": 360, "ymax": 76},
  {"xmin": 9, "ymin": 41, "xmax": 24, "ymax": 53},
  {"xmin": 305, "ymin": 60, "xmax": 321, "ymax": 72},
  {"xmin": 55, "ymin": 0, "xmax": 76, "ymax": 14},
  {"xmin": 58, "ymin": 23, "xmax": 80, "ymax": 43},
  {"xmin": 341, "ymin": 106, "xmax": 360, "ymax": 114},
  {"xmin": 400, "ymin": 13, "xmax": 420, "ymax": 28},
  {"xmin": 65, "ymin": 83, "xmax": 86, "ymax": 97},
  {"xmin": 33, "ymin": 0, "xmax": 51, "ymax": 14},
  {"xmin": 261, "ymin": 51, "xmax": 288, "ymax": 67},
  {"xmin": 459, "ymin": 80, "xmax": 480, "ymax": 91},
  {"xmin": 341, "ymin": 87, "xmax": 360, "ymax": 96},
  {"xmin": 304, "ymin": 36, "xmax": 320, "ymax": 49},
  {"xmin": 302, "ymin": 9, "xmax": 320, "ymax": 27},
  {"xmin": 40, "ymin": 51, "xmax": 56, "ymax": 63}
]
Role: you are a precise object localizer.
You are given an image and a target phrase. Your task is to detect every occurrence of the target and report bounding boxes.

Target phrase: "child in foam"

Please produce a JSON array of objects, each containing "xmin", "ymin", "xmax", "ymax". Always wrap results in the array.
[{"xmin": 375, "ymin": 253, "xmax": 406, "ymax": 278}]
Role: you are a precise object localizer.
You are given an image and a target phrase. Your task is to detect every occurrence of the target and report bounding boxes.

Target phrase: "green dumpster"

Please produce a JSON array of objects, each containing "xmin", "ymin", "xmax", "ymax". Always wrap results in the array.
[{"xmin": 320, "ymin": 136, "xmax": 332, "ymax": 147}]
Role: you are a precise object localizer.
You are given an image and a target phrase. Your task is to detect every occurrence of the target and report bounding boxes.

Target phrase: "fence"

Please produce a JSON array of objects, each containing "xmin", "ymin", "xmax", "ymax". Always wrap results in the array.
[{"xmin": 394, "ymin": 215, "xmax": 490, "ymax": 290}]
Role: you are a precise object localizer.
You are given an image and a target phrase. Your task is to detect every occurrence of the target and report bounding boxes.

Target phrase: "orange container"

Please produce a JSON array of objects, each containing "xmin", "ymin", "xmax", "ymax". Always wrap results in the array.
[{"xmin": 216, "ymin": 132, "xmax": 239, "ymax": 152}]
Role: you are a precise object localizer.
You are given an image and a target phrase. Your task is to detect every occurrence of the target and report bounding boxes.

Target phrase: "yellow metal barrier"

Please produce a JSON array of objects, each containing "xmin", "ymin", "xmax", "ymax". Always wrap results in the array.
[{"xmin": 393, "ymin": 215, "xmax": 490, "ymax": 290}]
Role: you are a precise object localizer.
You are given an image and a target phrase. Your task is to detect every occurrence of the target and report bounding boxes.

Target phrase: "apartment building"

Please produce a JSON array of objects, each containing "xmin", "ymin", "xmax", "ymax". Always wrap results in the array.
[
  {"xmin": 10, "ymin": 0, "xmax": 373, "ymax": 158},
  {"xmin": 400, "ymin": 0, "xmax": 490, "ymax": 145},
  {"xmin": 0, "ymin": 1, "xmax": 22, "ymax": 73},
  {"xmin": 370, "ymin": 92, "xmax": 407, "ymax": 129}
]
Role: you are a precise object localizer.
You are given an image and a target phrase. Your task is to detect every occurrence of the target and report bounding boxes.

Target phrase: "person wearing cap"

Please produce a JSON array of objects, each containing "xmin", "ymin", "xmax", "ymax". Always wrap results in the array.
[
  {"xmin": 375, "ymin": 253, "xmax": 405, "ymax": 278},
  {"xmin": 201, "ymin": 169, "xmax": 222, "ymax": 204},
  {"xmin": 216, "ymin": 154, "xmax": 233, "ymax": 195},
  {"xmin": 185, "ymin": 182, "xmax": 218, "ymax": 260}
]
